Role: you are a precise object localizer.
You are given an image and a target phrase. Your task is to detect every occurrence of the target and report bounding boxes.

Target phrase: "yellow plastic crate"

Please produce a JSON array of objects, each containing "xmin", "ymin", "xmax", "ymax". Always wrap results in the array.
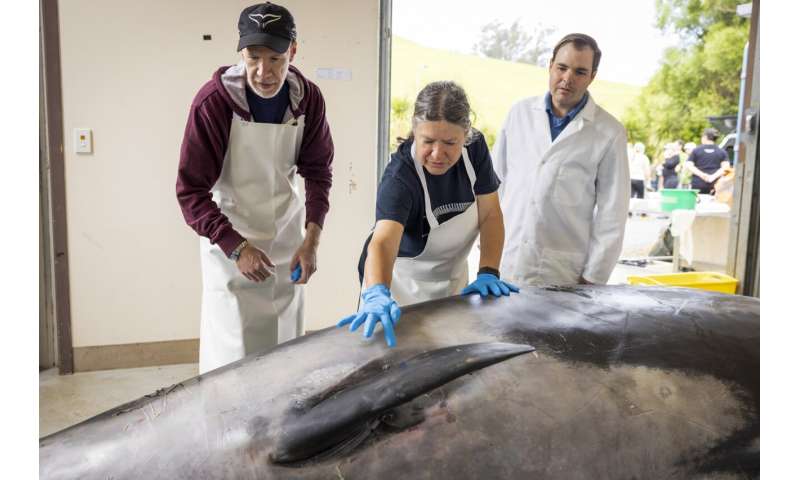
[{"xmin": 627, "ymin": 272, "xmax": 738, "ymax": 294}]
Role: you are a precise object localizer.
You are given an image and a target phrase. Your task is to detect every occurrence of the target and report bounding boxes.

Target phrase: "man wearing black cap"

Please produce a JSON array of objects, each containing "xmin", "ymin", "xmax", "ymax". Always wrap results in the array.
[
  {"xmin": 685, "ymin": 128, "xmax": 730, "ymax": 194},
  {"xmin": 176, "ymin": 2, "xmax": 334, "ymax": 373}
]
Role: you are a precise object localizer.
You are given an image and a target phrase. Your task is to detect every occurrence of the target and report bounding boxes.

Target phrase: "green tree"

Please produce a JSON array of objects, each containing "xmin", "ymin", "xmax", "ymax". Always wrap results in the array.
[
  {"xmin": 622, "ymin": 0, "xmax": 748, "ymax": 152},
  {"xmin": 390, "ymin": 97, "xmax": 412, "ymax": 151},
  {"xmin": 475, "ymin": 123, "xmax": 497, "ymax": 151},
  {"xmin": 519, "ymin": 23, "xmax": 556, "ymax": 67},
  {"xmin": 655, "ymin": 0, "xmax": 743, "ymax": 40},
  {"xmin": 474, "ymin": 19, "xmax": 555, "ymax": 66}
]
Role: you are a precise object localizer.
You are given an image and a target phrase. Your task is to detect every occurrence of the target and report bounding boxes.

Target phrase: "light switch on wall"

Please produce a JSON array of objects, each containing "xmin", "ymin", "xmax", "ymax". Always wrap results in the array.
[{"xmin": 74, "ymin": 128, "xmax": 93, "ymax": 154}]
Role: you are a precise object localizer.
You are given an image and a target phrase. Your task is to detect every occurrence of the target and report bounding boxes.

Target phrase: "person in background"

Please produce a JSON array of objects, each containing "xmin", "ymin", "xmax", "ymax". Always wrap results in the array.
[
  {"xmin": 686, "ymin": 128, "xmax": 730, "ymax": 194},
  {"xmin": 652, "ymin": 161, "xmax": 662, "ymax": 191},
  {"xmin": 675, "ymin": 139, "xmax": 686, "ymax": 160},
  {"xmin": 493, "ymin": 33, "xmax": 629, "ymax": 286},
  {"xmin": 176, "ymin": 2, "xmax": 334, "ymax": 374},
  {"xmin": 338, "ymin": 81, "xmax": 517, "ymax": 348},
  {"xmin": 626, "ymin": 142, "xmax": 635, "ymax": 167},
  {"xmin": 661, "ymin": 142, "xmax": 681, "ymax": 189},
  {"xmin": 677, "ymin": 141, "xmax": 697, "ymax": 188},
  {"xmin": 629, "ymin": 142, "xmax": 651, "ymax": 198}
]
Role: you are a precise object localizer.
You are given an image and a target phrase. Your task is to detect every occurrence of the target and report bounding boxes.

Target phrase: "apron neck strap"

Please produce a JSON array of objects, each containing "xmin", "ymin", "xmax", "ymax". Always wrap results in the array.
[
  {"xmin": 461, "ymin": 146, "xmax": 477, "ymax": 189},
  {"xmin": 411, "ymin": 142, "xmax": 476, "ymax": 229}
]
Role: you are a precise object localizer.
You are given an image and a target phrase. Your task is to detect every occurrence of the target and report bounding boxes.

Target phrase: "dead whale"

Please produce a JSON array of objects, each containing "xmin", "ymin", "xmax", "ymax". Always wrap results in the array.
[{"xmin": 39, "ymin": 285, "xmax": 759, "ymax": 479}]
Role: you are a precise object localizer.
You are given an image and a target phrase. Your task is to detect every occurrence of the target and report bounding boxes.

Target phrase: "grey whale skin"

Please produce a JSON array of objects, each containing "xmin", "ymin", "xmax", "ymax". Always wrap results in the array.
[{"xmin": 40, "ymin": 285, "xmax": 759, "ymax": 479}]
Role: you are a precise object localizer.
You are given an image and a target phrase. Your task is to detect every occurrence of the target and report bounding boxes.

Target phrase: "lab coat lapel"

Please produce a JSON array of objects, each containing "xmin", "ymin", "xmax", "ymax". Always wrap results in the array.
[
  {"xmin": 549, "ymin": 95, "xmax": 597, "ymax": 153},
  {"xmin": 532, "ymin": 96, "xmax": 555, "ymax": 160},
  {"xmin": 551, "ymin": 116, "xmax": 583, "ymax": 148}
]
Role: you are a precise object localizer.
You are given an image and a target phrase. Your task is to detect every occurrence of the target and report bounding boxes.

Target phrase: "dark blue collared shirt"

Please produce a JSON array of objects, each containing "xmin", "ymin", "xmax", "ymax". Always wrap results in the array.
[{"xmin": 545, "ymin": 92, "xmax": 589, "ymax": 141}]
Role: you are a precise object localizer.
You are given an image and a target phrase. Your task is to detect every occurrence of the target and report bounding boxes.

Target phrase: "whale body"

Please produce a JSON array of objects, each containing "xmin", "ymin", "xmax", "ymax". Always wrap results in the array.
[{"xmin": 40, "ymin": 285, "xmax": 759, "ymax": 479}]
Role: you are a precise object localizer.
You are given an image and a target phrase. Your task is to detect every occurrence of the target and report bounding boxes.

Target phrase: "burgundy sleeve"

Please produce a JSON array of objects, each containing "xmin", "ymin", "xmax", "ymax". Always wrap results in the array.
[
  {"xmin": 297, "ymin": 84, "xmax": 334, "ymax": 228},
  {"xmin": 176, "ymin": 91, "xmax": 245, "ymax": 257}
]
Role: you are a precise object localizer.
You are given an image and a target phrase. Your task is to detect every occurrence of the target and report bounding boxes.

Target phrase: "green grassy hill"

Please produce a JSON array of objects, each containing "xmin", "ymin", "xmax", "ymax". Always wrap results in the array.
[{"xmin": 391, "ymin": 36, "xmax": 641, "ymax": 147}]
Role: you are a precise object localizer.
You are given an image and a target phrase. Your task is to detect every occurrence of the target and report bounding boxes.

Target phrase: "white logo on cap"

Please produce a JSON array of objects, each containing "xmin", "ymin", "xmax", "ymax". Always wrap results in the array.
[{"xmin": 249, "ymin": 13, "xmax": 281, "ymax": 30}]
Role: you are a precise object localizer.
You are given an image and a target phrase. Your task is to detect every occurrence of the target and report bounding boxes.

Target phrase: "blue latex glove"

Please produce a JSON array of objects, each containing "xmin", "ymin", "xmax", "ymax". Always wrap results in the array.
[
  {"xmin": 337, "ymin": 284, "xmax": 402, "ymax": 347},
  {"xmin": 461, "ymin": 273, "xmax": 520, "ymax": 298},
  {"xmin": 291, "ymin": 264, "xmax": 302, "ymax": 282}
]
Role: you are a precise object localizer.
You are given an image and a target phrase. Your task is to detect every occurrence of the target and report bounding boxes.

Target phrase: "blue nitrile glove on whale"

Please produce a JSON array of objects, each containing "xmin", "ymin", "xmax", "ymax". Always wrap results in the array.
[
  {"xmin": 337, "ymin": 284, "xmax": 402, "ymax": 347},
  {"xmin": 461, "ymin": 273, "xmax": 520, "ymax": 298},
  {"xmin": 291, "ymin": 264, "xmax": 302, "ymax": 283}
]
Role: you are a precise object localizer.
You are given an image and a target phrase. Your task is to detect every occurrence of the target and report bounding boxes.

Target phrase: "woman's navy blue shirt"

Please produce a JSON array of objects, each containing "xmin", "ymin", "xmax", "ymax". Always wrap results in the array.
[{"xmin": 357, "ymin": 131, "xmax": 500, "ymax": 282}]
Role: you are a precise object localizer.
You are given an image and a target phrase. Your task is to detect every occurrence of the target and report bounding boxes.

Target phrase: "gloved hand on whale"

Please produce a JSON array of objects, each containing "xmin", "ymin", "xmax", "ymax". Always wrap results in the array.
[
  {"xmin": 461, "ymin": 272, "xmax": 520, "ymax": 298},
  {"xmin": 337, "ymin": 284, "xmax": 401, "ymax": 348}
]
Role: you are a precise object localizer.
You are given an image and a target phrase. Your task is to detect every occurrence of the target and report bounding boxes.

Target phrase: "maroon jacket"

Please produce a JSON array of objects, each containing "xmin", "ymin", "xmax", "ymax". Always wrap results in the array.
[{"xmin": 176, "ymin": 64, "xmax": 334, "ymax": 257}]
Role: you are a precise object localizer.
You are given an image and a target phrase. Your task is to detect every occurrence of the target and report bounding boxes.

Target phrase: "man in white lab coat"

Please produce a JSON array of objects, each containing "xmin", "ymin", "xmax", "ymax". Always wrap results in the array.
[{"xmin": 493, "ymin": 33, "xmax": 629, "ymax": 286}]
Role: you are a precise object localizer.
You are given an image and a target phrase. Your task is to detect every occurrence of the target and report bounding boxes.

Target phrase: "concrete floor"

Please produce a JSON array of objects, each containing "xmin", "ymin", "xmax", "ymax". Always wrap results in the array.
[
  {"xmin": 36, "ymin": 214, "xmax": 681, "ymax": 439},
  {"xmin": 39, "ymin": 363, "xmax": 198, "ymax": 438}
]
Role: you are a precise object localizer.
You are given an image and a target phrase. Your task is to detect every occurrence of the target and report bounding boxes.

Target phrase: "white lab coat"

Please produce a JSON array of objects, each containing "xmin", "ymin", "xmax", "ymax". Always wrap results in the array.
[{"xmin": 492, "ymin": 94, "xmax": 629, "ymax": 285}]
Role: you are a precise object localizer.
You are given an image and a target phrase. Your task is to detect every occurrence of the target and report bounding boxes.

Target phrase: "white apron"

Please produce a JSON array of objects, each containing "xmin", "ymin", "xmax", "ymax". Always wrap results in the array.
[
  {"xmin": 199, "ymin": 114, "xmax": 305, "ymax": 374},
  {"xmin": 391, "ymin": 145, "xmax": 480, "ymax": 306}
]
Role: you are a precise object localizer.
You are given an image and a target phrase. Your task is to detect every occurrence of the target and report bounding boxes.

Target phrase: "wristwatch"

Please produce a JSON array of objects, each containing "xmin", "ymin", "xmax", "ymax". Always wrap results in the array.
[
  {"xmin": 229, "ymin": 240, "xmax": 248, "ymax": 262},
  {"xmin": 478, "ymin": 266, "xmax": 500, "ymax": 278}
]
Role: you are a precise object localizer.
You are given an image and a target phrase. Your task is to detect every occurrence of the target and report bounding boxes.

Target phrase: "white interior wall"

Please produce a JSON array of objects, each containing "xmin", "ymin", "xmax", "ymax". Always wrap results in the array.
[{"xmin": 58, "ymin": 0, "xmax": 378, "ymax": 347}]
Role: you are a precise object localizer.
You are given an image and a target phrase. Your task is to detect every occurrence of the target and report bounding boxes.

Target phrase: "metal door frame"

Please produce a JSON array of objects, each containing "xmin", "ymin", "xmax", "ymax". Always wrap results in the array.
[
  {"xmin": 377, "ymin": 0, "xmax": 392, "ymax": 181},
  {"xmin": 40, "ymin": 0, "xmax": 74, "ymax": 374},
  {"xmin": 726, "ymin": 0, "xmax": 760, "ymax": 297}
]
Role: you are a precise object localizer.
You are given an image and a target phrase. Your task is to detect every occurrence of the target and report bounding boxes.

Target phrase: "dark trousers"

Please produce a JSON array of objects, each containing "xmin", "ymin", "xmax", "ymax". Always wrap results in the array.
[
  {"xmin": 692, "ymin": 177, "xmax": 714, "ymax": 194},
  {"xmin": 631, "ymin": 180, "xmax": 645, "ymax": 199}
]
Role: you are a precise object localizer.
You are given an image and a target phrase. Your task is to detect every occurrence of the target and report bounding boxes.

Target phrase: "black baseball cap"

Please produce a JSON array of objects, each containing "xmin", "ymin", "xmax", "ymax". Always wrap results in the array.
[{"xmin": 237, "ymin": 2, "xmax": 297, "ymax": 53}]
